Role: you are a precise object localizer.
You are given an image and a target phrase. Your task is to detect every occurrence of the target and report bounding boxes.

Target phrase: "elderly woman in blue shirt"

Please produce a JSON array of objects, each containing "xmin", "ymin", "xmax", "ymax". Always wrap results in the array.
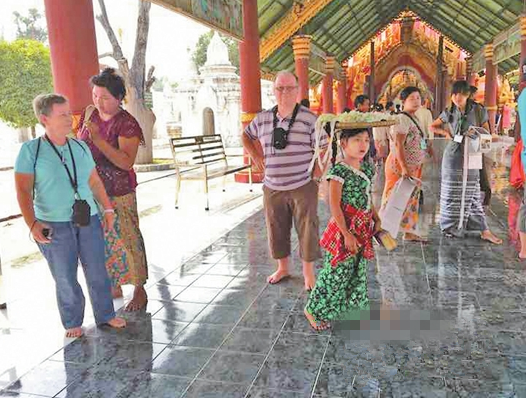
[{"xmin": 14, "ymin": 94, "xmax": 126, "ymax": 337}]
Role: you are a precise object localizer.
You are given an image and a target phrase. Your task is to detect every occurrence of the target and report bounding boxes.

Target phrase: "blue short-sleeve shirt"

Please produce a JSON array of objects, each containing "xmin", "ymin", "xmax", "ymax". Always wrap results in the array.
[{"xmin": 15, "ymin": 138, "xmax": 100, "ymax": 222}]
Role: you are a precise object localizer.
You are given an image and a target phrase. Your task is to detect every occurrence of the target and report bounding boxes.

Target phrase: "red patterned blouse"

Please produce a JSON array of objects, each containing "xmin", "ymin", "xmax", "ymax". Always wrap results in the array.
[{"xmin": 77, "ymin": 108, "xmax": 145, "ymax": 197}]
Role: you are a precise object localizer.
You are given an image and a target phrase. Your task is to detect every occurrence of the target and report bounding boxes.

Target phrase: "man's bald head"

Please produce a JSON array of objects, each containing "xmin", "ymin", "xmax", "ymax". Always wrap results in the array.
[
  {"xmin": 274, "ymin": 71, "xmax": 298, "ymax": 88},
  {"xmin": 274, "ymin": 71, "xmax": 299, "ymax": 110}
]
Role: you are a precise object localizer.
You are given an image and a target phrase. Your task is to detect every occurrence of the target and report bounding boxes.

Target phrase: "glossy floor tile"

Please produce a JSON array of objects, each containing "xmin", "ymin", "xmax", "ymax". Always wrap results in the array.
[{"xmin": 3, "ymin": 144, "xmax": 526, "ymax": 397}]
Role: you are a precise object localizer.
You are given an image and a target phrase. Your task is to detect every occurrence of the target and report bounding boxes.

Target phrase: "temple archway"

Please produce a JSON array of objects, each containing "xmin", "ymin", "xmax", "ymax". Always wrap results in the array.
[
  {"xmin": 374, "ymin": 43, "xmax": 438, "ymax": 104},
  {"xmin": 377, "ymin": 67, "xmax": 433, "ymax": 105}
]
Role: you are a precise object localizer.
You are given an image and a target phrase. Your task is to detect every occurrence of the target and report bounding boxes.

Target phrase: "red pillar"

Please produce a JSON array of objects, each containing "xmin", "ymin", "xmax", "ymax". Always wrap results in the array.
[
  {"xmin": 484, "ymin": 44, "xmax": 497, "ymax": 134},
  {"xmin": 43, "ymin": 0, "xmax": 99, "ymax": 116},
  {"xmin": 292, "ymin": 35, "xmax": 311, "ymax": 102},
  {"xmin": 322, "ymin": 56, "xmax": 335, "ymax": 114},
  {"xmin": 369, "ymin": 41, "xmax": 375, "ymax": 103},
  {"xmin": 466, "ymin": 57, "xmax": 476, "ymax": 86},
  {"xmin": 236, "ymin": 0, "xmax": 263, "ymax": 183},
  {"xmin": 435, "ymin": 35, "xmax": 445, "ymax": 116},
  {"xmin": 336, "ymin": 70, "xmax": 347, "ymax": 113},
  {"xmin": 521, "ymin": 15, "xmax": 526, "ymax": 83}
]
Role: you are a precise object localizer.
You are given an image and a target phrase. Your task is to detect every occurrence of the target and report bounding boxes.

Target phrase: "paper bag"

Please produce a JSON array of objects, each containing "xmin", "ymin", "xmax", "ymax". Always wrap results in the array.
[{"xmin": 379, "ymin": 178, "xmax": 418, "ymax": 238}]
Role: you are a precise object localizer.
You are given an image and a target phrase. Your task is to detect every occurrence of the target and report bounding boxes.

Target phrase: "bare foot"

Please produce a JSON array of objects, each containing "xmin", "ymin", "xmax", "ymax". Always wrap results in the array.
[
  {"xmin": 125, "ymin": 286, "xmax": 148, "ymax": 312},
  {"xmin": 519, "ymin": 254, "xmax": 526, "ymax": 261},
  {"xmin": 267, "ymin": 269, "xmax": 290, "ymax": 284},
  {"xmin": 106, "ymin": 317, "xmax": 126, "ymax": 329},
  {"xmin": 65, "ymin": 327, "xmax": 83, "ymax": 338},
  {"xmin": 403, "ymin": 233, "xmax": 428, "ymax": 243},
  {"xmin": 112, "ymin": 285, "xmax": 123, "ymax": 299},
  {"xmin": 303, "ymin": 262, "xmax": 316, "ymax": 291},
  {"xmin": 304, "ymin": 308, "xmax": 330, "ymax": 331},
  {"xmin": 481, "ymin": 230, "xmax": 503, "ymax": 245}
]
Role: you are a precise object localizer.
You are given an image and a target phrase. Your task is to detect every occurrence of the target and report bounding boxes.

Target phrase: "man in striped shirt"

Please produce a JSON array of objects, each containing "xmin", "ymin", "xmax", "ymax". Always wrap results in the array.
[{"xmin": 242, "ymin": 71, "xmax": 328, "ymax": 290}]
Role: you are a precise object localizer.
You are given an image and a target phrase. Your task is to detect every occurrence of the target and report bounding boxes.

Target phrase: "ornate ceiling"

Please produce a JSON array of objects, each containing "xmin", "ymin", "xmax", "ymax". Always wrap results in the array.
[{"xmin": 258, "ymin": 0, "xmax": 524, "ymax": 79}]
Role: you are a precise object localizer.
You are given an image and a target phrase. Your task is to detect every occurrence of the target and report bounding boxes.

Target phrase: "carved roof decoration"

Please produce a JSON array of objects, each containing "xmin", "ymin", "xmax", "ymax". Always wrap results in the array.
[{"xmin": 258, "ymin": 0, "xmax": 524, "ymax": 80}]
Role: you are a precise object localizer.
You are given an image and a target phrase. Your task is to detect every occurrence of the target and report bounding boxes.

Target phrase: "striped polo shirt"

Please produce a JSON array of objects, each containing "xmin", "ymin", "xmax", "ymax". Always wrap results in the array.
[{"xmin": 244, "ymin": 105, "xmax": 328, "ymax": 191}]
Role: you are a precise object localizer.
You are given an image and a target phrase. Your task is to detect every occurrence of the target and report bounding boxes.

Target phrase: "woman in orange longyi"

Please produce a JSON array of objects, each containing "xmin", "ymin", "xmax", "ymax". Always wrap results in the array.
[{"xmin": 381, "ymin": 86, "xmax": 431, "ymax": 242}]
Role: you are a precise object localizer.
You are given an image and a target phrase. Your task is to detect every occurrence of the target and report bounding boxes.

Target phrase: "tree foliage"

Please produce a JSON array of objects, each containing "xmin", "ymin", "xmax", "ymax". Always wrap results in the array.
[
  {"xmin": 192, "ymin": 30, "xmax": 239, "ymax": 72},
  {"xmin": 13, "ymin": 8, "xmax": 48, "ymax": 43},
  {"xmin": 0, "ymin": 39, "xmax": 53, "ymax": 128}
]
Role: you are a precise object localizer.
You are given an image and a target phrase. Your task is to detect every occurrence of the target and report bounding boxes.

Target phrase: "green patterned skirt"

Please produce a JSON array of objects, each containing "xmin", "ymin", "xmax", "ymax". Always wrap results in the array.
[{"xmin": 306, "ymin": 251, "xmax": 369, "ymax": 322}]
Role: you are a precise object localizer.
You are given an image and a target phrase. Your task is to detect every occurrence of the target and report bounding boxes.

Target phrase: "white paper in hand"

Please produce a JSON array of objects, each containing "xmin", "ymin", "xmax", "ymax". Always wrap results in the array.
[{"xmin": 379, "ymin": 178, "xmax": 418, "ymax": 238}]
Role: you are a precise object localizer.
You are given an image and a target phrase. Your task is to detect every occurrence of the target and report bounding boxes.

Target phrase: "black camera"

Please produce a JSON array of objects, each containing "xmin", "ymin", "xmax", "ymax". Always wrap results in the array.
[
  {"xmin": 272, "ymin": 127, "xmax": 289, "ymax": 150},
  {"xmin": 42, "ymin": 228, "xmax": 50, "ymax": 238},
  {"xmin": 72, "ymin": 199, "xmax": 91, "ymax": 227}
]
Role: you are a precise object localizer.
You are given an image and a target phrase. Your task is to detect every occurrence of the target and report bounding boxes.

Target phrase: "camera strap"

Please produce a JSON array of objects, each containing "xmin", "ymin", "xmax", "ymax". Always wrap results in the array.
[
  {"xmin": 45, "ymin": 135, "xmax": 81, "ymax": 199},
  {"xmin": 272, "ymin": 103, "xmax": 300, "ymax": 135}
]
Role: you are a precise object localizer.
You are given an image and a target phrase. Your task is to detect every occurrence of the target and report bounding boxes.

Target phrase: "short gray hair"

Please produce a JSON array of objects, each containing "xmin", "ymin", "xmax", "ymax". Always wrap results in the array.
[
  {"xmin": 274, "ymin": 70, "xmax": 297, "ymax": 86},
  {"xmin": 33, "ymin": 93, "xmax": 68, "ymax": 121}
]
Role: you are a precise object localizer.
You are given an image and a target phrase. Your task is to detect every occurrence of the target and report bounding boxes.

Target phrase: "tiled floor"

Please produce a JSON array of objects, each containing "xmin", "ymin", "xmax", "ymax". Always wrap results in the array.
[{"xmin": 2, "ymin": 141, "xmax": 526, "ymax": 397}]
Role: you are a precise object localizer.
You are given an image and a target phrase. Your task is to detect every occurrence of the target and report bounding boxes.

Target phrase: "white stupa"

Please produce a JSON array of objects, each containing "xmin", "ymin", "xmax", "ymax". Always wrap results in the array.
[{"xmin": 172, "ymin": 31, "xmax": 275, "ymax": 148}]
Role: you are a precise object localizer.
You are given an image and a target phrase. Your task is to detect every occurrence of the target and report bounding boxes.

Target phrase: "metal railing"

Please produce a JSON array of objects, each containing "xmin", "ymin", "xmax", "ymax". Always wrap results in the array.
[{"xmin": 0, "ymin": 170, "xmax": 179, "ymax": 224}]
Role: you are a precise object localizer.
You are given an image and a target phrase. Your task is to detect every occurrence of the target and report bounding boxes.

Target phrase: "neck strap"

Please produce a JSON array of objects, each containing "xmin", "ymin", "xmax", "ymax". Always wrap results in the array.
[
  {"xmin": 273, "ymin": 104, "xmax": 300, "ymax": 132},
  {"xmin": 45, "ymin": 135, "xmax": 79, "ymax": 196}
]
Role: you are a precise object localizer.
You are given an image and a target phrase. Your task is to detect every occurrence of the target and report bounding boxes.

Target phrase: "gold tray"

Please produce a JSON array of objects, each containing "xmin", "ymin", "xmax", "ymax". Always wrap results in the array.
[{"xmin": 335, "ymin": 120, "xmax": 398, "ymax": 129}]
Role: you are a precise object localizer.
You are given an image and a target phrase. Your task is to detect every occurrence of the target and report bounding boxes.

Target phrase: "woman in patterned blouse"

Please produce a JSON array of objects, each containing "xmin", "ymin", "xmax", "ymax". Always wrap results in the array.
[
  {"xmin": 77, "ymin": 68, "xmax": 149, "ymax": 311},
  {"xmin": 381, "ymin": 86, "xmax": 431, "ymax": 242}
]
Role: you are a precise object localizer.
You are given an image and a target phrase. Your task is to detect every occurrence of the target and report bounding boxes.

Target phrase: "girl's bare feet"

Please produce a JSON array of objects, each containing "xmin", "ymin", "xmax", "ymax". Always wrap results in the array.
[
  {"xmin": 65, "ymin": 327, "xmax": 83, "ymax": 338},
  {"xmin": 106, "ymin": 317, "xmax": 126, "ymax": 329},
  {"xmin": 112, "ymin": 285, "xmax": 123, "ymax": 299},
  {"xmin": 304, "ymin": 309, "xmax": 330, "ymax": 331},
  {"xmin": 125, "ymin": 286, "xmax": 148, "ymax": 312},
  {"xmin": 481, "ymin": 230, "xmax": 503, "ymax": 245}
]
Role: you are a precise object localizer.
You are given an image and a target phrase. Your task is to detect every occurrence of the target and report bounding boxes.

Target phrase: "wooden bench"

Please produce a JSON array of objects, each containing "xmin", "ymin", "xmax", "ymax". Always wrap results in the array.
[{"xmin": 169, "ymin": 134, "xmax": 253, "ymax": 210}]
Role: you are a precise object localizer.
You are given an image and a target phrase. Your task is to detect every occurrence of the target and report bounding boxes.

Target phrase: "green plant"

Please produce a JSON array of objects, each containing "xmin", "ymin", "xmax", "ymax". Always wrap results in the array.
[{"xmin": 0, "ymin": 39, "xmax": 53, "ymax": 129}]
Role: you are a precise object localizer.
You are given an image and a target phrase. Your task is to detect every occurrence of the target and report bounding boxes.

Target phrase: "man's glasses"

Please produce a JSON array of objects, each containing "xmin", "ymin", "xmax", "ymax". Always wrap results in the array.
[{"xmin": 275, "ymin": 86, "xmax": 298, "ymax": 93}]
